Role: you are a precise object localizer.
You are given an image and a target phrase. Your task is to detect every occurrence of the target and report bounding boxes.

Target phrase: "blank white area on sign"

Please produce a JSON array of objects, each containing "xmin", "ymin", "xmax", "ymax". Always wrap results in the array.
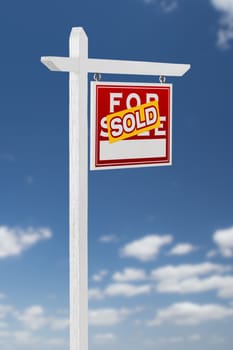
[{"xmin": 100, "ymin": 139, "xmax": 166, "ymax": 160}]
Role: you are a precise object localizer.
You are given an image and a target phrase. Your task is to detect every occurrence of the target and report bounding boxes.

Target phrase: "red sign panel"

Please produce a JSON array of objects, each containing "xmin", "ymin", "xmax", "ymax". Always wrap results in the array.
[{"xmin": 90, "ymin": 82, "xmax": 172, "ymax": 170}]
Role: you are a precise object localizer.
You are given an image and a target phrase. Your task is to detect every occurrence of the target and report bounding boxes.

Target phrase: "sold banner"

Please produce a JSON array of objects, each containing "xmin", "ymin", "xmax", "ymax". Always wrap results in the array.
[{"xmin": 90, "ymin": 82, "xmax": 172, "ymax": 170}]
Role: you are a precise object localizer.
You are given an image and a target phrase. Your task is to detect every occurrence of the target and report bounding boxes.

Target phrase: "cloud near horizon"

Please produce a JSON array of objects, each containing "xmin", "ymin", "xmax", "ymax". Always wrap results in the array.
[
  {"xmin": 0, "ymin": 302, "xmax": 69, "ymax": 348},
  {"xmin": 148, "ymin": 302, "xmax": 233, "ymax": 326},
  {"xmin": 151, "ymin": 262, "xmax": 233, "ymax": 298}
]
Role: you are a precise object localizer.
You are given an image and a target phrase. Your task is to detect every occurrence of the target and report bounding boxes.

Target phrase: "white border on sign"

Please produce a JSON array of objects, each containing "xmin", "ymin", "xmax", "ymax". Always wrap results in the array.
[{"xmin": 90, "ymin": 81, "xmax": 173, "ymax": 170}]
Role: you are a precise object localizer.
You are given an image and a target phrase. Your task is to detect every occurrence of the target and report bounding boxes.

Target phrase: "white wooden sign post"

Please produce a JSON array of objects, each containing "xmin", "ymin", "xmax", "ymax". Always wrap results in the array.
[{"xmin": 41, "ymin": 27, "xmax": 190, "ymax": 350}]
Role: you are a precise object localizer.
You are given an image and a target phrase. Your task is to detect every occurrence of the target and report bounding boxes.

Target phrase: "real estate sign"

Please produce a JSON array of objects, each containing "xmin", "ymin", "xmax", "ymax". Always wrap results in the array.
[{"xmin": 91, "ymin": 82, "xmax": 172, "ymax": 170}]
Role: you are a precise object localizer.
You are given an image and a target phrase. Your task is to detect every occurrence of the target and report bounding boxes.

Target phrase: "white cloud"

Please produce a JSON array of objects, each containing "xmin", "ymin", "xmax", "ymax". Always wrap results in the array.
[
  {"xmin": 93, "ymin": 333, "xmax": 116, "ymax": 344},
  {"xmin": 105, "ymin": 283, "xmax": 151, "ymax": 297},
  {"xmin": 88, "ymin": 262, "xmax": 233, "ymax": 303},
  {"xmin": 156, "ymin": 275, "xmax": 233, "ymax": 298},
  {"xmin": 151, "ymin": 262, "xmax": 228, "ymax": 280},
  {"xmin": 149, "ymin": 302, "xmax": 233, "ymax": 326},
  {"xmin": 211, "ymin": 0, "xmax": 233, "ymax": 11},
  {"xmin": 0, "ymin": 330, "xmax": 67, "ymax": 347},
  {"xmin": 99, "ymin": 235, "xmax": 118, "ymax": 243},
  {"xmin": 120, "ymin": 234, "xmax": 173, "ymax": 261},
  {"xmin": 0, "ymin": 226, "xmax": 52, "ymax": 259},
  {"xmin": 0, "ymin": 302, "xmax": 69, "ymax": 348},
  {"xmin": 210, "ymin": 0, "xmax": 233, "ymax": 48},
  {"xmin": 151, "ymin": 262, "xmax": 233, "ymax": 298},
  {"xmin": 113, "ymin": 268, "xmax": 147, "ymax": 282},
  {"xmin": 15, "ymin": 305, "xmax": 69, "ymax": 331},
  {"xmin": 15, "ymin": 305, "xmax": 48, "ymax": 331},
  {"xmin": 0, "ymin": 329, "xmax": 67, "ymax": 348},
  {"xmin": 168, "ymin": 243, "xmax": 197, "ymax": 255},
  {"xmin": 92, "ymin": 270, "xmax": 108, "ymax": 282},
  {"xmin": 89, "ymin": 281, "xmax": 151, "ymax": 299},
  {"xmin": 213, "ymin": 226, "xmax": 233, "ymax": 257},
  {"xmin": 89, "ymin": 308, "xmax": 132, "ymax": 326}
]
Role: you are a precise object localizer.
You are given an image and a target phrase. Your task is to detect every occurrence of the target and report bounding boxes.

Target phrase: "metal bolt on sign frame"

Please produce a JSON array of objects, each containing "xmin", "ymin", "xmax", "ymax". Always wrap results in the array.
[
  {"xmin": 93, "ymin": 72, "xmax": 101, "ymax": 81},
  {"xmin": 41, "ymin": 27, "xmax": 190, "ymax": 350},
  {"xmin": 159, "ymin": 75, "xmax": 166, "ymax": 84}
]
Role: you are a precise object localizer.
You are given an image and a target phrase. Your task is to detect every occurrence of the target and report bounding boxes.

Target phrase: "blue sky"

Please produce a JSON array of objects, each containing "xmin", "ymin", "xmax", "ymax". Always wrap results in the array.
[{"xmin": 0, "ymin": 0, "xmax": 233, "ymax": 349}]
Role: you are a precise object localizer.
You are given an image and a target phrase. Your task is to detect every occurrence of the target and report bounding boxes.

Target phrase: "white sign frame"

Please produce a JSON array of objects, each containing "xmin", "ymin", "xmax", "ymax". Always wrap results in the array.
[{"xmin": 40, "ymin": 27, "xmax": 190, "ymax": 350}]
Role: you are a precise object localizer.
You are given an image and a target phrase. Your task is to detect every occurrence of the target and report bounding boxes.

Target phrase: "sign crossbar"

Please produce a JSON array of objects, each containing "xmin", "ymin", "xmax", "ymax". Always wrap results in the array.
[{"xmin": 41, "ymin": 56, "xmax": 190, "ymax": 76}]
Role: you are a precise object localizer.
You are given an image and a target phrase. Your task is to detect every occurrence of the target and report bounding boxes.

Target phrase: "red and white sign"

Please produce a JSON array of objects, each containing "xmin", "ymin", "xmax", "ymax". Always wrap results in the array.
[{"xmin": 90, "ymin": 82, "xmax": 172, "ymax": 170}]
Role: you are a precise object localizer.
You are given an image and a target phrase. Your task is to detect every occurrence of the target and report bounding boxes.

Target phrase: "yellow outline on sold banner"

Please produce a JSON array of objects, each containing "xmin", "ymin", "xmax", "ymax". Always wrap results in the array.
[{"xmin": 106, "ymin": 101, "xmax": 160, "ymax": 143}]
